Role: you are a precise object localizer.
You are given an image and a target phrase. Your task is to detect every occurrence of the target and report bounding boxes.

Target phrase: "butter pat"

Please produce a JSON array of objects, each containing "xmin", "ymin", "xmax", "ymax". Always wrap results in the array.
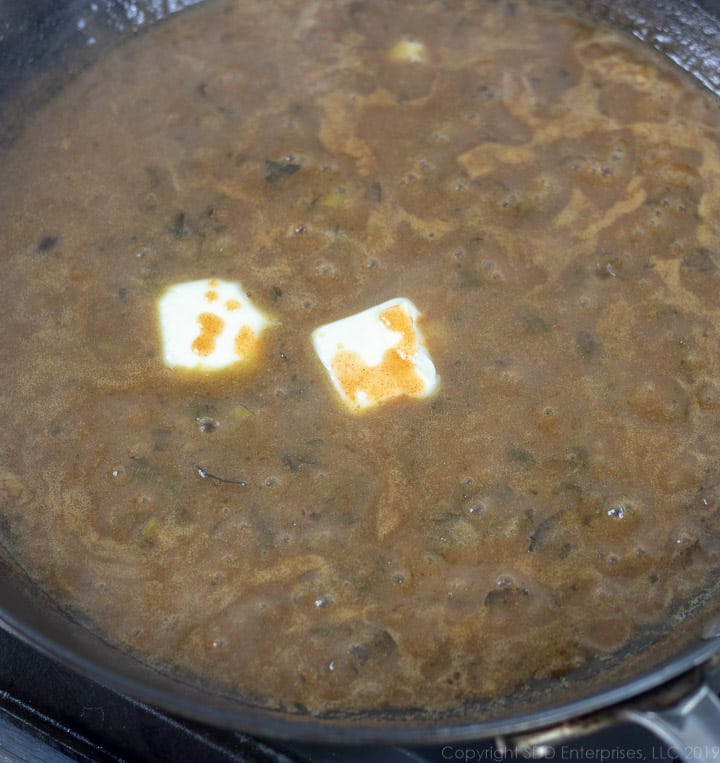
[
  {"xmin": 158, "ymin": 278, "xmax": 270, "ymax": 371},
  {"xmin": 388, "ymin": 39, "xmax": 427, "ymax": 63},
  {"xmin": 311, "ymin": 298, "xmax": 439, "ymax": 412}
]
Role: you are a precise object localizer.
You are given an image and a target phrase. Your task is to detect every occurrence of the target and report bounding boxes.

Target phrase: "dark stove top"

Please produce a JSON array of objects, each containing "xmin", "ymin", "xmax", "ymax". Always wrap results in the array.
[{"xmin": 0, "ymin": 626, "xmax": 675, "ymax": 763}]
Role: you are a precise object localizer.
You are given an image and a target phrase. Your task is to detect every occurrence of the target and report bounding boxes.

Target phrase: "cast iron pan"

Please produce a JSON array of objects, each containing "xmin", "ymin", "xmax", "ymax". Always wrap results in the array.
[{"xmin": 1, "ymin": 0, "xmax": 720, "ymax": 747}]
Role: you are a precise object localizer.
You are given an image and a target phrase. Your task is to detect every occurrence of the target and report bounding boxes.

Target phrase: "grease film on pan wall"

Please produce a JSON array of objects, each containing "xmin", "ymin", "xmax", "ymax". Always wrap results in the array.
[{"xmin": 2, "ymin": 0, "xmax": 720, "ymax": 760}]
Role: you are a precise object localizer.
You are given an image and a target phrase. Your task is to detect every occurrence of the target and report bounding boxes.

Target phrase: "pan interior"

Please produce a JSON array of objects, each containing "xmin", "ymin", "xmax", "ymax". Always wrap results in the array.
[{"xmin": 1, "ymin": 0, "xmax": 720, "ymax": 738}]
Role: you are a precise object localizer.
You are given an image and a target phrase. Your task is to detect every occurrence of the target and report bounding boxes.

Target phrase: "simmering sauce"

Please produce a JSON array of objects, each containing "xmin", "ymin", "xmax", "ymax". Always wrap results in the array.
[{"xmin": 1, "ymin": 0, "xmax": 720, "ymax": 715}]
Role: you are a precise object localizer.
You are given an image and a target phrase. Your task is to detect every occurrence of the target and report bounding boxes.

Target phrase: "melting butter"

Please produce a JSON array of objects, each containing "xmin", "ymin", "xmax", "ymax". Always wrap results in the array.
[
  {"xmin": 157, "ymin": 278, "xmax": 270, "ymax": 371},
  {"xmin": 311, "ymin": 297, "xmax": 439, "ymax": 412}
]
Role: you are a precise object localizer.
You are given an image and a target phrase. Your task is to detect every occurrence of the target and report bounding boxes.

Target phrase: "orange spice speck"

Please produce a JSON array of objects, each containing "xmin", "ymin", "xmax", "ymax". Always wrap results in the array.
[
  {"xmin": 234, "ymin": 325, "xmax": 257, "ymax": 359},
  {"xmin": 205, "ymin": 290, "xmax": 219, "ymax": 303},
  {"xmin": 225, "ymin": 299, "xmax": 241, "ymax": 311},
  {"xmin": 379, "ymin": 304, "xmax": 416, "ymax": 356},
  {"xmin": 192, "ymin": 312, "xmax": 225, "ymax": 357}
]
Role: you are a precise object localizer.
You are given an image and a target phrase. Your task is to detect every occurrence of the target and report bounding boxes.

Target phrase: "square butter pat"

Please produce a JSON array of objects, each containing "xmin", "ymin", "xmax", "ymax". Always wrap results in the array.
[
  {"xmin": 311, "ymin": 297, "xmax": 439, "ymax": 412},
  {"xmin": 158, "ymin": 278, "xmax": 270, "ymax": 371}
]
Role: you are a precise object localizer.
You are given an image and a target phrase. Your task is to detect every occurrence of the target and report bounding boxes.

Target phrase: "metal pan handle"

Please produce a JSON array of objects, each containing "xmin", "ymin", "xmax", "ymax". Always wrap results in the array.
[
  {"xmin": 621, "ymin": 682, "xmax": 720, "ymax": 763},
  {"xmin": 498, "ymin": 658, "xmax": 720, "ymax": 762}
]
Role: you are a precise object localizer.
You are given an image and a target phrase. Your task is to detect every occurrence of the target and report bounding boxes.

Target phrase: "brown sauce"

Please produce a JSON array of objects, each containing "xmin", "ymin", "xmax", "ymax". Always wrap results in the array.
[{"xmin": 1, "ymin": 0, "xmax": 720, "ymax": 715}]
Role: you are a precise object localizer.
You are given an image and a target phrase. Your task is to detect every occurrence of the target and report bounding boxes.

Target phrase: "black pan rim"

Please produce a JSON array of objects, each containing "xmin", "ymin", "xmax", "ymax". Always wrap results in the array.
[{"xmin": 1, "ymin": 0, "xmax": 720, "ymax": 744}]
